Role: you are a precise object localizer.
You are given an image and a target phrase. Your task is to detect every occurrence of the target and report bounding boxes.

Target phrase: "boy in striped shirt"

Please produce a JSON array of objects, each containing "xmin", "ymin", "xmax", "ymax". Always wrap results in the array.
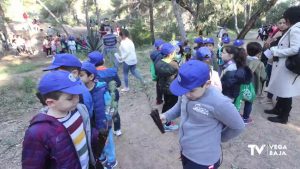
[{"xmin": 22, "ymin": 70, "xmax": 101, "ymax": 169}]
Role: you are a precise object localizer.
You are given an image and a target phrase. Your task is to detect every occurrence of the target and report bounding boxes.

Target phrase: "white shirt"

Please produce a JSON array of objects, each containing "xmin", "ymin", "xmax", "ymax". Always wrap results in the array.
[{"xmin": 119, "ymin": 38, "xmax": 138, "ymax": 65}]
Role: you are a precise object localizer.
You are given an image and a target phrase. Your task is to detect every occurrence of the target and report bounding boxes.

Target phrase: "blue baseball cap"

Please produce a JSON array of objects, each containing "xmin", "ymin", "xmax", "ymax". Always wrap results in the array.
[
  {"xmin": 195, "ymin": 47, "xmax": 212, "ymax": 60},
  {"xmin": 194, "ymin": 37, "xmax": 203, "ymax": 44},
  {"xmin": 222, "ymin": 37, "xmax": 230, "ymax": 44},
  {"xmin": 38, "ymin": 70, "xmax": 85, "ymax": 95},
  {"xmin": 154, "ymin": 39, "xmax": 164, "ymax": 48},
  {"xmin": 204, "ymin": 37, "xmax": 214, "ymax": 44},
  {"xmin": 88, "ymin": 51, "xmax": 104, "ymax": 65},
  {"xmin": 233, "ymin": 39, "xmax": 244, "ymax": 47},
  {"xmin": 43, "ymin": 53, "xmax": 82, "ymax": 71},
  {"xmin": 81, "ymin": 62, "xmax": 97, "ymax": 76},
  {"xmin": 160, "ymin": 43, "xmax": 176, "ymax": 56},
  {"xmin": 170, "ymin": 60, "xmax": 210, "ymax": 96}
]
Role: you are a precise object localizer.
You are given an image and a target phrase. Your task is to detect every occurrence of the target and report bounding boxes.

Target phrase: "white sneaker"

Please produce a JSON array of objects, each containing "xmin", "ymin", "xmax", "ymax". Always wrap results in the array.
[
  {"xmin": 113, "ymin": 130, "xmax": 122, "ymax": 136},
  {"xmin": 121, "ymin": 87, "xmax": 130, "ymax": 92}
]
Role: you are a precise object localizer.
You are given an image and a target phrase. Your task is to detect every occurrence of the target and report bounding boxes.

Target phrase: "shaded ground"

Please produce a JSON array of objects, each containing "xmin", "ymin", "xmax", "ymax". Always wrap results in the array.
[{"xmin": 0, "ymin": 28, "xmax": 299, "ymax": 169}]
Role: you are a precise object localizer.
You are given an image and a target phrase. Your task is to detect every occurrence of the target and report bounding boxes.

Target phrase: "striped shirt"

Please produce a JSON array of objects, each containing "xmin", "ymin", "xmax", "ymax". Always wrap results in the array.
[{"xmin": 58, "ymin": 110, "xmax": 89, "ymax": 169}]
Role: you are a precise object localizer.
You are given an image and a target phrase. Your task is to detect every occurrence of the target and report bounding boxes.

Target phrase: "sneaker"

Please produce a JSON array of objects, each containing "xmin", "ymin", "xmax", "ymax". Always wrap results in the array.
[
  {"xmin": 164, "ymin": 123, "xmax": 179, "ymax": 132},
  {"xmin": 243, "ymin": 118, "xmax": 253, "ymax": 124},
  {"xmin": 99, "ymin": 156, "xmax": 107, "ymax": 165},
  {"xmin": 113, "ymin": 130, "xmax": 122, "ymax": 136},
  {"xmin": 105, "ymin": 160, "xmax": 118, "ymax": 169},
  {"xmin": 121, "ymin": 87, "xmax": 130, "ymax": 92}
]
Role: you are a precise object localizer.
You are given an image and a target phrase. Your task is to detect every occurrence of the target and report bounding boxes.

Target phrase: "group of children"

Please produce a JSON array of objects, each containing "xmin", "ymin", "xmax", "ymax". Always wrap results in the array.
[
  {"xmin": 22, "ymin": 52, "xmax": 121, "ymax": 169},
  {"xmin": 150, "ymin": 35, "xmax": 267, "ymax": 128}
]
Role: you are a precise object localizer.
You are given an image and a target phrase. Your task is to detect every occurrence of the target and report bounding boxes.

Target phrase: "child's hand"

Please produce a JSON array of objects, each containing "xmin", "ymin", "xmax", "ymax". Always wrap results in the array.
[{"xmin": 160, "ymin": 114, "xmax": 167, "ymax": 123}]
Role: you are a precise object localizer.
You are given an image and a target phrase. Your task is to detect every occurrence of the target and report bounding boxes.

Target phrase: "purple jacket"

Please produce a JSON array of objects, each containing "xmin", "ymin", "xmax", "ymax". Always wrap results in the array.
[{"xmin": 22, "ymin": 105, "xmax": 101, "ymax": 169}]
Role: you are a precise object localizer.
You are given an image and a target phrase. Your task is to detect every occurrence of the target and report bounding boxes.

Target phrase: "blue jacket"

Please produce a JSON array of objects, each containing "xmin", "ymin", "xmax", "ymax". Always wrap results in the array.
[
  {"xmin": 221, "ymin": 66, "xmax": 252, "ymax": 99},
  {"xmin": 81, "ymin": 85, "xmax": 94, "ymax": 117},
  {"xmin": 97, "ymin": 66, "xmax": 121, "ymax": 101},
  {"xmin": 90, "ymin": 81, "xmax": 110, "ymax": 130}
]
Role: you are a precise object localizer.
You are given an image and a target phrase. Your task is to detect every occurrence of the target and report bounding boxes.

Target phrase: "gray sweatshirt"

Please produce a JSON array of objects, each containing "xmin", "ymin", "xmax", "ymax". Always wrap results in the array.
[{"xmin": 165, "ymin": 86, "xmax": 245, "ymax": 165}]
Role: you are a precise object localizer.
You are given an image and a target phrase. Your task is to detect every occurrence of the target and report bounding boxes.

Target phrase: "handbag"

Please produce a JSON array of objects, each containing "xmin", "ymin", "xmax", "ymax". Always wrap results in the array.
[{"xmin": 234, "ymin": 83, "xmax": 256, "ymax": 111}]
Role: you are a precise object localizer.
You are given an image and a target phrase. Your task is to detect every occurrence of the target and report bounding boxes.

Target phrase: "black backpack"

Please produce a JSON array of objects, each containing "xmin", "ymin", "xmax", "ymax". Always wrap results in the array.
[{"xmin": 285, "ymin": 48, "xmax": 300, "ymax": 83}]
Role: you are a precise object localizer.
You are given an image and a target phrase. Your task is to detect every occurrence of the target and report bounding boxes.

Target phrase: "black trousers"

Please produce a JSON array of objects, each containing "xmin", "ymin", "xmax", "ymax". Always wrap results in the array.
[
  {"xmin": 181, "ymin": 154, "xmax": 220, "ymax": 169},
  {"xmin": 275, "ymin": 97, "xmax": 292, "ymax": 120},
  {"xmin": 162, "ymin": 93, "xmax": 178, "ymax": 126},
  {"xmin": 156, "ymin": 81, "xmax": 163, "ymax": 102}
]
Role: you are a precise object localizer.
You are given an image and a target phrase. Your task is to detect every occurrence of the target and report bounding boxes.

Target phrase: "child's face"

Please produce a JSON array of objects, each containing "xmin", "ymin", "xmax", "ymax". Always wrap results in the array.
[
  {"xmin": 79, "ymin": 71, "xmax": 94, "ymax": 84},
  {"xmin": 205, "ymin": 44, "xmax": 214, "ymax": 51},
  {"xmin": 47, "ymin": 93, "xmax": 79, "ymax": 113},
  {"xmin": 221, "ymin": 49, "xmax": 233, "ymax": 62},
  {"xmin": 185, "ymin": 81, "xmax": 211, "ymax": 100}
]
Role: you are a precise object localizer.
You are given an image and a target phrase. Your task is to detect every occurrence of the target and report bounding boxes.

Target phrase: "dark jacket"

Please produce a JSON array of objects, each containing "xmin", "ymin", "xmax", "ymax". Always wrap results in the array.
[
  {"xmin": 90, "ymin": 82, "xmax": 109, "ymax": 130},
  {"xmin": 221, "ymin": 66, "xmax": 252, "ymax": 99},
  {"xmin": 22, "ymin": 105, "xmax": 100, "ymax": 169},
  {"xmin": 155, "ymin": 60, "xmax": 179, "ymax": 95},
  {"xmin": 150, "ymin": 50, "xmax": 163, "ymax": 63}
]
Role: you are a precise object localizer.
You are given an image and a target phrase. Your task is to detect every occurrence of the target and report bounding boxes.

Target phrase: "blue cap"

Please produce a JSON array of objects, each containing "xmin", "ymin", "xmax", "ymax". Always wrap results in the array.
[
  {"xmin": 68, "ymin": 35, "xmax": 75, "ymax": 40},
  {"xmin": 194, "ymin": 37, "xmax": 203, "ymax": 44},
  {"xmin": 233, "ymin": 39, "xmax": 244, "ymax": 47},
  {"xmin": 154, "ymin": 39, "xmax": 164, "ymax": 48},
  {"xmin": 43, "ymin": 53, "xmax": 82, "ymax": 71},
  {"xmin": 222, "ymin": 37, "xmax": 230, "ymax": 44},
  {"xmin": 160, "ymin": 43, "xmax": 176, "ymax": 55},
  {"xmin": 88, "ymin": 51, "xmax": 104, "ymax": 65},
  {"xmin": 196, "ymin": 47, "xmax": 212, "ymax": 60},
  {"xmin": 38, "ymin": 70, "xmax": 85, "ymax": 95},
  {"xmin": 81, "ymin": 62, "xmax": 97, "ymax": 76},
  {"xmin": 204, "ymin": 37, "xmax": 214, "ymax": 44},
  {"xmin": 177, "ymin": 41, "xmax": 184, "ymax": 47},
  {"xmin": 170, "ymin": 60, "xmax": 210, "ymax": 96}
]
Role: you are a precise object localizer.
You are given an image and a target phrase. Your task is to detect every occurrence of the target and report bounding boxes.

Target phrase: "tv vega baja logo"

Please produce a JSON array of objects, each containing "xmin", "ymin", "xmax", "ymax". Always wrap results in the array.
[{"xmin": 248, "ymin": 144, "xmax": 287, "ymax": 156}]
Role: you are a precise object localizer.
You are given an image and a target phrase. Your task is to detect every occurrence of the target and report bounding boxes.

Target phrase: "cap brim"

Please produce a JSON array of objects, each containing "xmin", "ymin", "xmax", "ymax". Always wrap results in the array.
[
  {"xmin": 60, "ymin": 83, "xmax": 86, "ymax": 95},
  {"xmin": 43, "ymin": 65, "xmax": 60, "ymax": 71},
  {"xmin": 170, "ymin": 79, "xmax": 190, "ymax": 96}
]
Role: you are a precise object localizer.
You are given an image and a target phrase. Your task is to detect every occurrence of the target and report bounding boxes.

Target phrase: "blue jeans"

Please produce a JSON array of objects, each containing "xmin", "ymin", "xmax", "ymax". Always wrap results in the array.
[
  {"xmin": 103, "ymin": 47, "xmax": 119, "ymax": 70},
  {"xmin": 243, "ymin": 101, "xmax": 252, "ymax": 119},
  {"xmin": 123, "ymin": 63, "xmax": 143, "ymax": 88},
  {"xmin": 100, "ymin": 129, "xmax": 116, "ymax": 163}
]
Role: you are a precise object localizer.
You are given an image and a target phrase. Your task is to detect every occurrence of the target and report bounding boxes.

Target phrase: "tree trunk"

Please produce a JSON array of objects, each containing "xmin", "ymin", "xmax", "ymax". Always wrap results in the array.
[
  {"xmin": 84, "ymin": 0, "xmax": 90, "ymax": 32},
  {"xmin": 233, "ymin": 0, "xmax": 240, "ymax": 35},
  {"xmin": 237, "ymin": 0, "xmax": 278, "ymax": 39},
  {"xmin": 94, "ymin": 0, "xmax": 100, "ymax": 26},
  {"xmin": 149, "ymin": 0, "xmax": 155, "ymax": 44},
  {"xmin": 244, "ymin": 3, "xmax": 248, "ymax": 26},
  {"xmin": 0, "ymin": 3, "xmax": 9, "ymax": 51},
  {"xmin": 36, "ymin": 0, "xmax": 69, "ymax": 36},
  {"xmin": 172, "ymin": 0, "xmax": 186, "ymax": 41}
]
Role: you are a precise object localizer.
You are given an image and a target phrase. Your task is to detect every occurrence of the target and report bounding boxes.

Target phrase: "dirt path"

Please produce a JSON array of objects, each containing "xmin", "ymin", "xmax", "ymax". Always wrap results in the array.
[{"xmin": 0, "ymin": 31, "xmax": 299, "ymax": 169}]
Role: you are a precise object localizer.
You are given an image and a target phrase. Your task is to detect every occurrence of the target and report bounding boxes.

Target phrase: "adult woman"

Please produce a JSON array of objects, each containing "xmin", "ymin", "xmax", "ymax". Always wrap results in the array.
[
  {"xmin": 260, "ymin": 18, "xmax": 289, "ymax": 104},
  {"xmin": 265, "ymin": 6, "xmax": 300, "ymax": 124}
]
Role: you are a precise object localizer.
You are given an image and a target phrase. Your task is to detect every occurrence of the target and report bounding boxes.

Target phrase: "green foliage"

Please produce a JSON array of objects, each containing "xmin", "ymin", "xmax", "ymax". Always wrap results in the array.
[
  {"xmin": 40, "ymin": 0, "xmax": 67, "ymax": 19},
  {"xmin": 158, "ymin": 22, "xmax": 180, "ymax": 42},
  {"xmin": 86, "ymin": 28, "xmax": 102, "ymax": 52},
  {"xmin": 266, "ymin": 1, "xmax": 298, "ymax": 24},
  {"xmin": 0, "ymin": 62, "xmax": 44, "ymax": 75},
  {"xmin": 19, "ymin": 76, "xmax": 36, "ymax": 94},
  {"xmin": 129, "ymin": 19, "xmax": 152, "ymax": 47}
]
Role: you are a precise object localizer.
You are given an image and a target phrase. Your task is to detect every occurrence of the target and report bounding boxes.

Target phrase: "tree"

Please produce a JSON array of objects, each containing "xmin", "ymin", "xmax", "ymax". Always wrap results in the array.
[
  {"xmin": 233, "ymin": 0, "xmax": 240, "ymax": 34},
  {"xmin": 36, "ymin": 0, "xmax": 69, "ymax": 36},
  {"xmin": 0, "ymin": 3, "xmax": 9, "ymax": 51},
  {"xmin": 84, "ymin": 0, "xmax": 90, "ymax": 32},
  {"xmin": 171, "ymin": 0, "xmax": 186, "ymax": 41},
  {"xmin": 94, "ymin": 0, "xmax": 100, "ymax": 26},
  {"xmin": 237, "ymin": 0, "xmax": 278, "ymax": 39},
  {"xmin": 149, "ymin": 0, "xmax": 155, "ymax": 44}
]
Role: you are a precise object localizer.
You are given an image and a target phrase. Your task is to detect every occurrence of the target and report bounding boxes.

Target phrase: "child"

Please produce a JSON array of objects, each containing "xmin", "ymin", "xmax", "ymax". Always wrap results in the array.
[
  {"xmin": 155, "ymin": 43, "xmax": 179, "ymax": 131},
  {"xmin": 246, "ymin": 42, "xmax": 267, "ymax": 96},
  {"xmin": 80, "ymin": 62, "xmax": 118, "ymax": 169},
  {"xmin": 217, "ymin": 36, "xmax": 230, "ymax": 75},
  {"xmin": 220, "ymin": 45, "xmax": 252, "ymax": 101},
  {"xmin": 194, "ymin": 47, "xmax": 222, "ymax": 91},
  {"xmin": 22, "ymin": 70, "xmax": 100, "ymax": 168},
  {"xmin": 204, "ymin": 37, "xmax": 218, "ymax": 70},
  {"xmin": 43, "ymin": 53, "xmax": 94, "ymax": 117},
  {"xmin": 150, "ymin": 39, "xmax": 164, "ymax": 105},
  {"xmin": 88, "ymin": 51, "xmax": 123, "ymax": 136},
  {"xmin": 160, "ymin": 60, "xmax": 245, "ymax": 169},
  {"xmin": 68, "ymin": 36, "xmax": 77, "ymax": 54}
]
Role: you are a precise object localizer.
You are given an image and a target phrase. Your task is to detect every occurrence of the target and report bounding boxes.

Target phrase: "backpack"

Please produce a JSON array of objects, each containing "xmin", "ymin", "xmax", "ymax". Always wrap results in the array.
[{"xmin": 285, "ymin": 29, "xmax": 300, "ymax": 84}]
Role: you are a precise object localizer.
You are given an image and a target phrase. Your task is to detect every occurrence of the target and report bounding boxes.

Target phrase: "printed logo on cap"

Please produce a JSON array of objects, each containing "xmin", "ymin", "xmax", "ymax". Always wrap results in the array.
[
  {"xmin": 178, "ymin": 75, "xmax": 181, "ymax": 82},
  {"xmin": 68, "ymin": 74, "xmax": 76, "ymax": 82}
]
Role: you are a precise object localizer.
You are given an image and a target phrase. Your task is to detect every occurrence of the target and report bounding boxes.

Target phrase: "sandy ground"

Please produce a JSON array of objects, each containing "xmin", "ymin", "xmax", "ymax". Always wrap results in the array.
[{"xmin": 0, "ymin": 26, "xmax": 299, "ymax": 169}]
